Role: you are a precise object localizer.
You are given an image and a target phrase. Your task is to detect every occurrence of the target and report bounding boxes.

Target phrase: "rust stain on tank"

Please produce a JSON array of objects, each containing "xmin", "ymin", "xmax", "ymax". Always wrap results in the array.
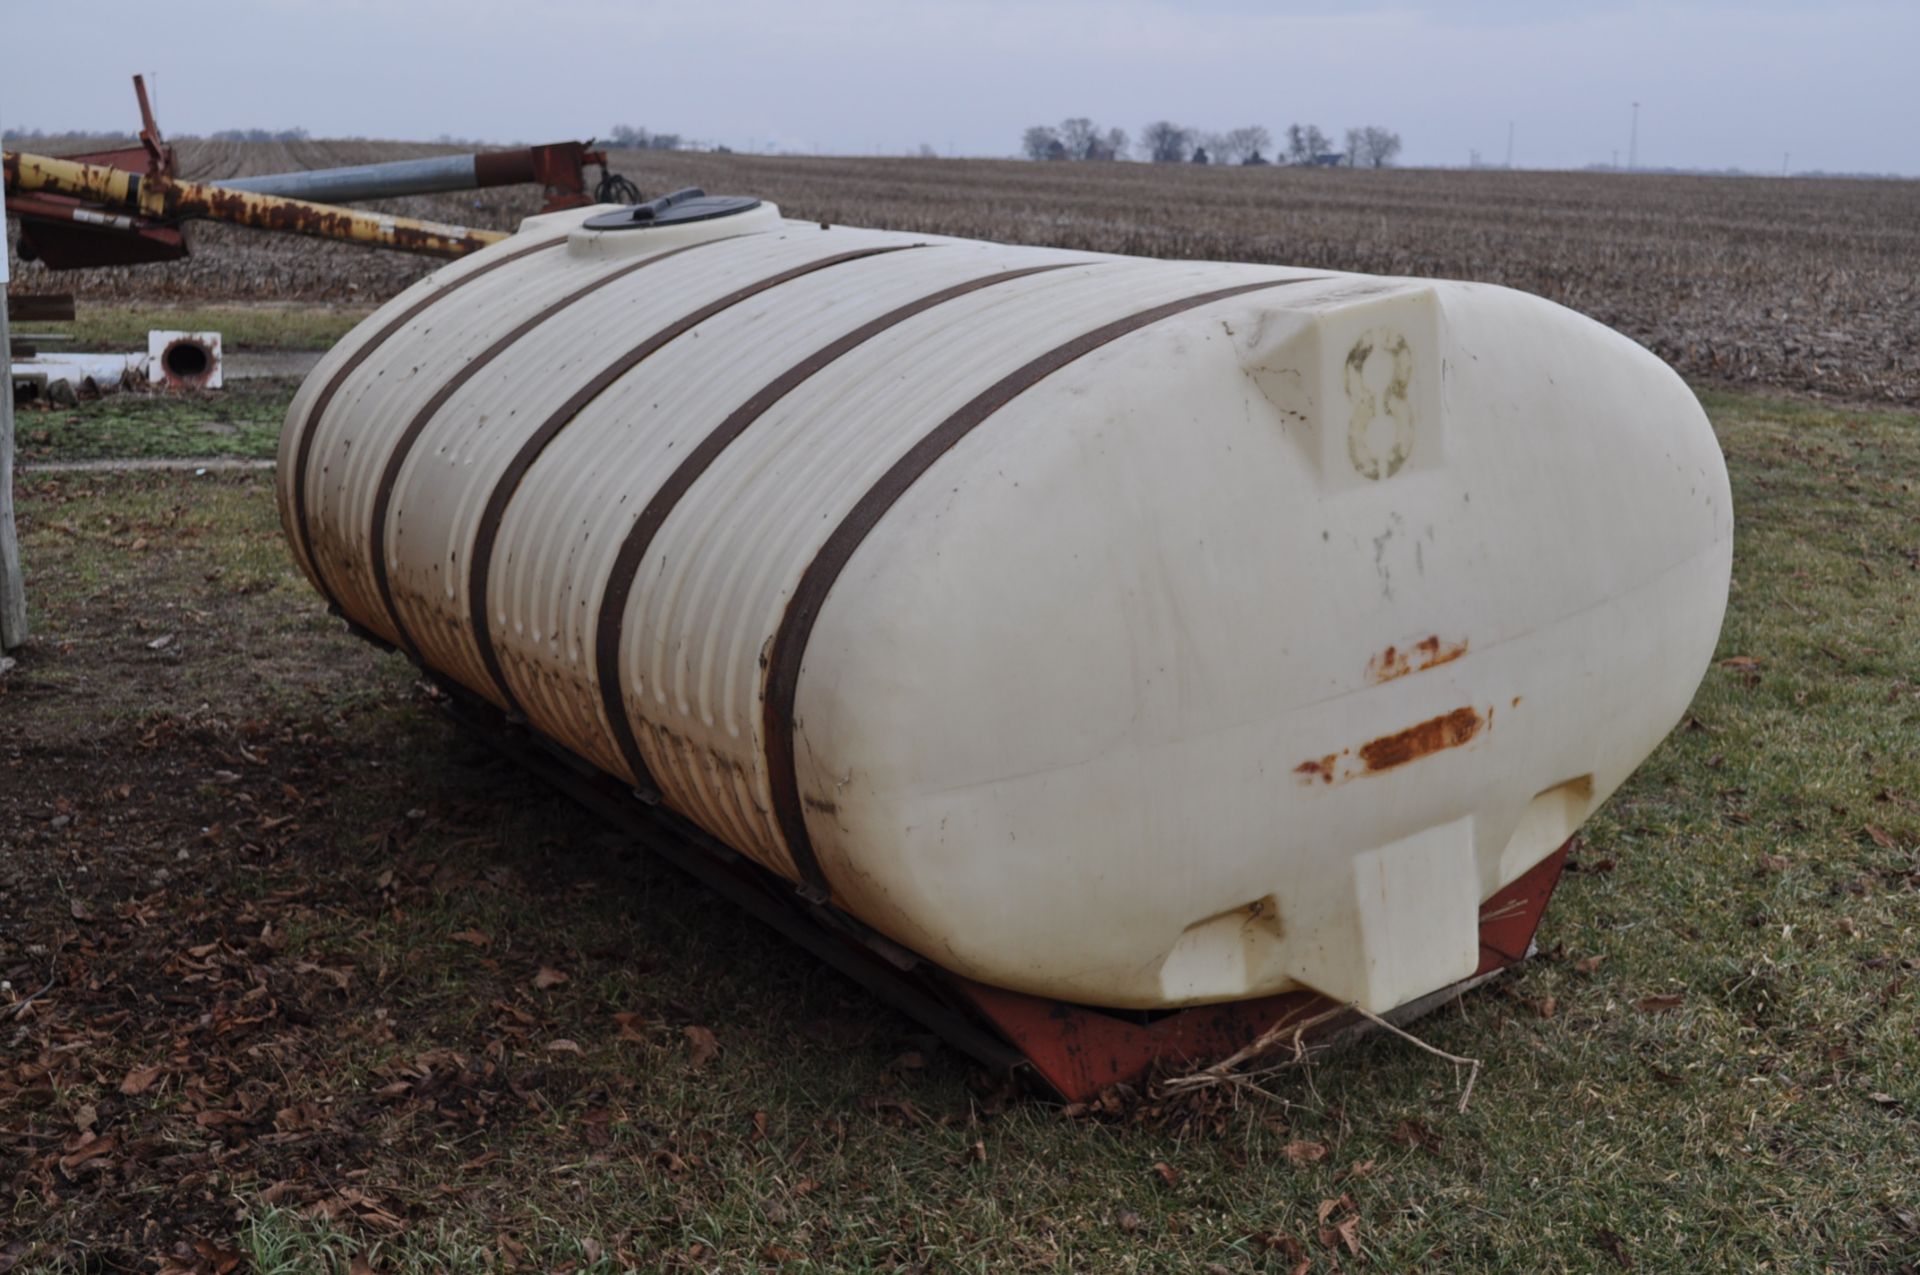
[
  {"xmin": 1358, "ymin": 706, "xmax": 1484, "ymax": 774},
  {"xmin": 1367, "ymin": 635, "xmax": 1469, "ymax": 683},
  {"xmin": 1295, "ymin": 707, "xmax": 1484, "ymax": 787},
  {"xmin": 1294, "ymin": 754, "xmax": 1339, "ymax": 785}
]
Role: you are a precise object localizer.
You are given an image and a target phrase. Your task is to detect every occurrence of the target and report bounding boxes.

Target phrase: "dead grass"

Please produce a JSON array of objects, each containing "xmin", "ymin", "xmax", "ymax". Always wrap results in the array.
[
  {"xmin": 2, "ymin": 388, "xmax": 1917, "ymax": 1272},
  {"xmin": 30, "ymin": 304, "xmax": 371, "ymax": 353}
]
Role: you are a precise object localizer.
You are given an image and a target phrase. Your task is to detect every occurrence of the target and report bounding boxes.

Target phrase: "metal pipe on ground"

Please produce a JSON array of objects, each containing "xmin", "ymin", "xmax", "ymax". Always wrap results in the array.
[{"xmin": 3, "ymin": 150, "xmax": 509, "ymax": 259}]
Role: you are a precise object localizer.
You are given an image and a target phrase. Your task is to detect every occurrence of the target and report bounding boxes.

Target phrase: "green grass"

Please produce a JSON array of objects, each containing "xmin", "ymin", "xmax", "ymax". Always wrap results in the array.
[
  {"xmin": 5, "ymin": 387, "xmax": 1918, "ymax": 1272},
  {"xmin": 15, "ymin": 468, "xmax": 289, "ymax": 607},
  {"xmin": 11, "ymin": 378, "xmax": 294, "ymax": 462},
  {"xmin": 28, "ymin": 302, "xmax": 371, "ymax": 352}
]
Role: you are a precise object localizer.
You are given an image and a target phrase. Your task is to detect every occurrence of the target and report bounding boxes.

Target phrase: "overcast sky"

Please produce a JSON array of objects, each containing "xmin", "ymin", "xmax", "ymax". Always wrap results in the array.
[{"xmin": 7, "ymin": 0, "xmax": 1917, "ymax": 175}]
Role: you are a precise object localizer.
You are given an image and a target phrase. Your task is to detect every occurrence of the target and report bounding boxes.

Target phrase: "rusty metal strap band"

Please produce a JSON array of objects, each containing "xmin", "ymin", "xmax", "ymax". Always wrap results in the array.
[
  {"xmin": 591, "ymin": 261, "xmax": 1082, "ymax": 807},
  {"xmin": 288, "ymin": 232, "xmax": 567, "ymax": 606},
  {"xmin": 764, "ymin": 274, "xmax": 1327, "ymax": 893},
  {"xmin": 368, "ymin": 236, "xmax": 728, "ymax": 658},
  {"xmin": 465, "ymin": 242, "xmax": 926, "ymax": 743}
]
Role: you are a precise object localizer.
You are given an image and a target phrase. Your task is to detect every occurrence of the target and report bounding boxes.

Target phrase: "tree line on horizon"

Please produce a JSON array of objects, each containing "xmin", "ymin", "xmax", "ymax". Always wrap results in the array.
[
  {"xmin": 606, "ymin": 124, "xmax": 685, "ymax": 151},
  {"xmin": 1021, "ymin": 118, "xmax": 1403, "ymax": 168},
  {"xmin": 2, "ymin": 119, "xmax": 1405, "ymax": 166}
]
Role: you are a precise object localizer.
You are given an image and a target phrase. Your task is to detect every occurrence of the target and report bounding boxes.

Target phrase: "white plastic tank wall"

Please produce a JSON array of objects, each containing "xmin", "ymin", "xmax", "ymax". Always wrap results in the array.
[{"xmin": 277, "ymin": 195, "xmax": 1732, "ymax": 1014}]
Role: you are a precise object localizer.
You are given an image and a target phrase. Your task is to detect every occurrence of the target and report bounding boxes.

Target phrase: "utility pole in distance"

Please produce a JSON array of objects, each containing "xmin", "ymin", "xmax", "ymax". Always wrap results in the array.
[
  {"xmin": 1506, "ymin": 121, "xmax": 1515, "ymax": 169},
  {"xmin": 1628, "ymin": 101, "xmax": 1640, "ymax": 171}
]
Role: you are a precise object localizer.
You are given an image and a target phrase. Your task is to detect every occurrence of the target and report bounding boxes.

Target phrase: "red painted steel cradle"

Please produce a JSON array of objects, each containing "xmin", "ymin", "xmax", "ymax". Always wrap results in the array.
[{"xmin": 425, "ymin": 673, "xmax": 1566, "ymax": 1101}]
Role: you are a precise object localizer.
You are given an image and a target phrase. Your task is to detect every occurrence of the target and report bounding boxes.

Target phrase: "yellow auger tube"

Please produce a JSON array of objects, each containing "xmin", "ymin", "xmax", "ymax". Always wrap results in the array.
[{"xmin": 2, "ymin": 150, "xmax": 508, "ymax": 260}]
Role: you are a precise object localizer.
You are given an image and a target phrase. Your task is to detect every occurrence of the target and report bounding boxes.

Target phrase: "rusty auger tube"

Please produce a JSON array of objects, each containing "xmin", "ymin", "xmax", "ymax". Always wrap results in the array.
[{"xmin": 3, "ymin": 150, "xmax": 508, "ymax": 259}]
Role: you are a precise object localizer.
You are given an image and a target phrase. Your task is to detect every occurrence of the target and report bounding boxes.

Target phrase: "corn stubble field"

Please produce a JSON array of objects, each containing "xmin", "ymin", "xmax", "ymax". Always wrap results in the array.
[
  {"xmin": 3, "ymin": 140, "xmax": 1919, "ymax": 1272},
  {"xmin": 10, "ymin": 137, "xmax": 1920, "ymax": 406}
]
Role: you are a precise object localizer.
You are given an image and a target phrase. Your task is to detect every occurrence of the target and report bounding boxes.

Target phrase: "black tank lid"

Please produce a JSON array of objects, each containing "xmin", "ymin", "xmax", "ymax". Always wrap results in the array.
[{"xmin": 584, "ymin": 188, "xmax": 762, "ymax": 230}]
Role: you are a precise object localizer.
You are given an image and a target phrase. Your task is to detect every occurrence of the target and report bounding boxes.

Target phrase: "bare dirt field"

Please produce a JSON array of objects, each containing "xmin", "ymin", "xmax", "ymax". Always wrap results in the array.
[{"xmin": 8, "ymin": 139, "xmax": 1917, "ymax": 405}]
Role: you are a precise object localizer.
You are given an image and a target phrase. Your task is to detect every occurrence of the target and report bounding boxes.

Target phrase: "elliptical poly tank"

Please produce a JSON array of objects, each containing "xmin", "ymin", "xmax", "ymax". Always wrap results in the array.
[{"xmin": 278, "ymin": 192, "xmax": 1732, "ymax": 1014}]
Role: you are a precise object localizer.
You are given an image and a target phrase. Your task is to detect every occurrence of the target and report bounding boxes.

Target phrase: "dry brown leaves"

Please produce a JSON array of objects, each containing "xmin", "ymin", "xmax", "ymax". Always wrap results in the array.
[
  {"xmin": 0, "ymin": 694, "xmax": 691, "ymax": 1267},
  {"xmin": 684, "ymin": 1024, "xmax": 720, "ymax": 1067}
]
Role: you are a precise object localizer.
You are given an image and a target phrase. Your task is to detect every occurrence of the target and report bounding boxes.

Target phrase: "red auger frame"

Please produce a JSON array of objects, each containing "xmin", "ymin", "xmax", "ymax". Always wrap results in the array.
[{"xmin": 6, "ymin": 75, "xmax": 614, "ymax": 271}]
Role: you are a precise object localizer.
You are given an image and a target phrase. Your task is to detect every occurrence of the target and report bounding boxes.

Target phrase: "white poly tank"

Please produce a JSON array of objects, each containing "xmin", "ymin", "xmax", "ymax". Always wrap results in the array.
[{"xmin": 278, "ymin": 192, "xmax": 1732, "ymax": 1014}]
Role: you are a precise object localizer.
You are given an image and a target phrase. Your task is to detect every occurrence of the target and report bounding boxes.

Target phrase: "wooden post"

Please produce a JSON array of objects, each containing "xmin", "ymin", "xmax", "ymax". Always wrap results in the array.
[{"xmin": 1, "ymin": 174, "xmax": 27, "ymax": 650}]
